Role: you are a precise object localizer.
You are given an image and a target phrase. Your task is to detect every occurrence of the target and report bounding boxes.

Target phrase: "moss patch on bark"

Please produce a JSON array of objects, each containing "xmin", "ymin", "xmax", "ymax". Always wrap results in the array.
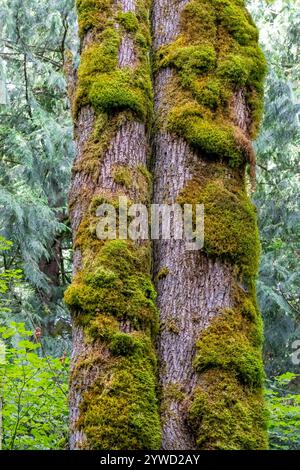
[{"xmin": 155, "ymin": 0, "xmax": 267, "ymax": 168}]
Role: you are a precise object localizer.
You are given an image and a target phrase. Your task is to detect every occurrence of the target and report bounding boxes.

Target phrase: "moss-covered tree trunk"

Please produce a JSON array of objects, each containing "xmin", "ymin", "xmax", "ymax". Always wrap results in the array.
[
  {"xmin": 65, "ymin": 0, "xmax": 161, "ymax": 449},
  {"xmin": 151, "ymin": 0, "xmax": 268, "ymax": 449},
  {"xmin": 66, "ymin": 0, "xmax": 268, "ymax": 450}
]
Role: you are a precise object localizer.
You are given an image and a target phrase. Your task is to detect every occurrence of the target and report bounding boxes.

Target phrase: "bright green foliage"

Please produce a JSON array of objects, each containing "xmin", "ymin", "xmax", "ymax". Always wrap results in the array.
[
  {"xmin": 0, "ymin": 322, "xmax": 69, "ymax": 450},
  {"xmin": 156, "ymin": 0, "xmax": 267, "ymax": 167},
  {"xmin": 0, "ymin": 0, "xmax": 76, "ymax": 355},
  {"xmin": 266, "ymin": 373, "xmax": 300, "ymax": 450}
]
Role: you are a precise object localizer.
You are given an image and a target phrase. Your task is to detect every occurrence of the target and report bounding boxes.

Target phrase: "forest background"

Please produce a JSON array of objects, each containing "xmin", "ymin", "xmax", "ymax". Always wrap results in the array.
[{"xmin": 0, "ymin": 0, "xmax": 299, "ymax": 450}]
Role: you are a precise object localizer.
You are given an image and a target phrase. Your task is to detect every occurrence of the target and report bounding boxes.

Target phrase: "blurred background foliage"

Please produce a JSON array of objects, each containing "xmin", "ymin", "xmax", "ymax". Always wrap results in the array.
[{"xmin": 0, "ymin": 0, "xmax": 299, "ymax": 450}]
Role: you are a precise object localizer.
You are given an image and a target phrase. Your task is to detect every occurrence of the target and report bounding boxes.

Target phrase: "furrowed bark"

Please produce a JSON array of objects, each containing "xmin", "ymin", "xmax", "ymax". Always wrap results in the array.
[
  {"xmin": 152, "ymin": 0, "xmax": 268, "ymax": 449},
  {"xmin": 65, "ymin": 0, "xmax": 161, "ymax": 449}
]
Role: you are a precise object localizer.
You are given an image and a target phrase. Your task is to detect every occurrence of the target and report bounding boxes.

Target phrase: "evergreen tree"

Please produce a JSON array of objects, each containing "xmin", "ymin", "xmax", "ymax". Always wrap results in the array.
[{"xmin": 66, "ymin": 0, "xmax": 268, "ymax": 449}]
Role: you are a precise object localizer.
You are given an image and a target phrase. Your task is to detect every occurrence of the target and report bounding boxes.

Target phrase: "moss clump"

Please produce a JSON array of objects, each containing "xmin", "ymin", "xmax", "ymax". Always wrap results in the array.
[
  {"xmin": 112, "ymin": 165, "xmax": 133, "ymax": 188},
  {"xmin": 188, "ymin": 287, "xmax": 268, "ymax": 449},
  {"xmin": 163, "ymin": 383, "xmax": 185, "ymax": 403},
  {"xmin": 156, "ymin": 0, "xmax": 267, "ymax": 162},
  {"xmin": 65, "ymin": 221, "xmax": 161, "ymax": 449},
  {"xmin": 168, "ymin": 106, "xmax": 244, "ymax": 166},
  {"xmin": 157, "ymin": 267, "xmax": 169, "ymax": 280},
  {"xmin": 188, "ymin": 369, "xmax": 268, "ymax": 450},
  {"xmin": 76, "ymin": 0, "xmax": 113, "ymax": 38},
  {"xmin": 177, "ymin": 166, "xmax": 260, "ymax": 278},
  {"xmin": 79, "ymin": 355, "xmax": 161, "ymax": 449},
  {"xmin": 64, "ymin": 240, "xmax": 158, "ymax": 334},
  {"xmin": 116, "ymin": 11, "xmax": 139, "ymax": 33},
  {"xmin": 157, "ymin": 42, "xmax": 217, "ymax": 80},
  {"xmin": 193, "ymin": 304, "xmax": 264, "ymax": 387},
  {"xmin": 75, "ymin": 2, "xmax": 153, "ymax": 122}
]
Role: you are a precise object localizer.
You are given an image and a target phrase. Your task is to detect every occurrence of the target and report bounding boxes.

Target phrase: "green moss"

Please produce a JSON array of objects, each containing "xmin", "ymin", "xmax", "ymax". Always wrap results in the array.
[
  {"xmin": 177, "ymin": 168, "xmax": 261, "ymax": 277},
  {"xmin": 194, "ymin": 304, "xmax": 264, "ymax": 387},
  {"xmin": 188, "ymin": 369, "xmax": 268, "ymax": 449},
  {"xmin": 64, "ymin": 239, "xmax": 159, "ymax": 334},
  {"xmin": 157, "ymin": 42, "xmax": 217, "ymax": 82},
  {"xmin": 162, "ymin": 383, "xmax": 185, "ymax": 404},
  {"xmin": 75, "ymin": 1, "xmax": 153, "ymax": 121},
  {"xmin": 156, "ymin": 0, "xmax": 267, "ymax": 149},
  {"xmin": 214, "ymin": 0, "xmax": 258, "ymax": 46},
  {"xmin": 188, "ymin": 283, "xmax": 268, "ymax": 449},
  {"xmin": 76, "ymin": 0, "xmax": 113, "ymax": 38},
  {"xmin": 112, "ymin": 165, "xmax": 133, "ymax": 188},
  {"xmin": 169, "ymin": 109, "xmax": 244, "ymax": 166},
  {"xmin": 116, "ymin": 12, "xmax": 139, "ymax": 32},
  {"xmin": 79, "ymin": 355, "xmax": 161, "ymax": 449},
  {"xmin": 157, "ymin": 267, "xmax": 169, "ymax": 280},
  {"xmin": 71, "ymin": 0, "xmax": 161, "ymax": 451}
]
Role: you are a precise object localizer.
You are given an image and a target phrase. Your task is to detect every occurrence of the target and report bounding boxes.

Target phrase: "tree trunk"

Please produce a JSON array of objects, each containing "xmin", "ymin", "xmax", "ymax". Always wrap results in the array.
[
  {"xmin": 65, "ymin": 0, "xmax": 161, "ymax": 449},
  {"xmin": 152, "ymin": 0, "xmax": 268, "ymax": 449},
  {"xmin": 67, "ymin": 0, "xmax": 268, "ymax": 450}
]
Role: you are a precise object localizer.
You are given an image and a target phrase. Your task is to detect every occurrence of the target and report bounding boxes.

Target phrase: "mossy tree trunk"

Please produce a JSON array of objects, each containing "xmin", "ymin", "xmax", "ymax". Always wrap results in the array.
[
  {"xmin": 65, "ymin": 0, "xmax": 161, "ymax": 449},
  {"xmin": 152, "ymin": 0, "xmax": 268, "ymax": 449},
  {"xmin": 66, "ymin": 0, "xmax": 268, "ymax": 450}
]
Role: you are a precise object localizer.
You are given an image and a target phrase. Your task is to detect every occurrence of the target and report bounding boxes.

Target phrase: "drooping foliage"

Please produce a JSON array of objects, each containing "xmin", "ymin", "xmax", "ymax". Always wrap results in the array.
[{"xmin": 249, "ymin": 0, "xmax": 300, "ymax": 379}]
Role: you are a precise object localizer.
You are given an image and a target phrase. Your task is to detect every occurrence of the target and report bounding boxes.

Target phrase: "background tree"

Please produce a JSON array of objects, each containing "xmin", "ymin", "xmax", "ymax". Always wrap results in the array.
[{"xmin": 250, "ymin": 0, "xmax": 300, "ymax": 379}]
